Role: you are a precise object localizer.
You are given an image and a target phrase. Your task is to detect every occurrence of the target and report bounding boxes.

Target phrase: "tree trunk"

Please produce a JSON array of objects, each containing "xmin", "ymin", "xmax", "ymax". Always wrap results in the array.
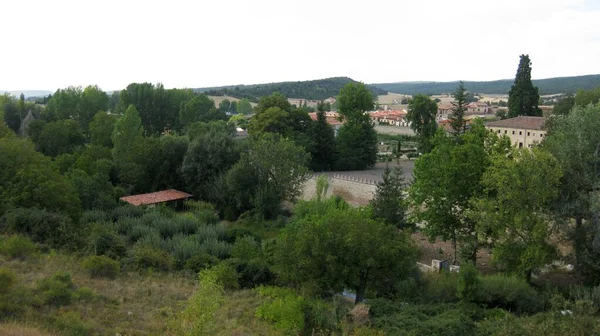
[
  {"xmin": 452, "ymin": 233, "xmax": 458, "ymax": 265},
  {"xmin": 354, "ymin": 270, "xmax": 369, "ymax": 304},
  {"xmin": 470, "ymin": 236, "xmax": 478, "ymax": 266},
  {"xmin": 574, "ymin": 216, "xmax": 584, "ymax": 266},
  {"xmin": 525, "ymin": 269, "xmax": 532, "ymax": 284}
]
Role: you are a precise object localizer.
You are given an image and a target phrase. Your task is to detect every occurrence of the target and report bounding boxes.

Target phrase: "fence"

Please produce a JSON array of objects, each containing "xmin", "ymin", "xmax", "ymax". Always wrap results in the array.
[{"xmin": 310, "ymin": 173, "xmax": 378, "ymax": 186}]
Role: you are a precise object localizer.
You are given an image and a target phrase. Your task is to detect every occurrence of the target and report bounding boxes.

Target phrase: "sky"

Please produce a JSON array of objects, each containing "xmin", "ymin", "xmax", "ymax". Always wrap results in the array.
[{"xmin": 2, "ymin": 0, "xmax": 600, "ymax": 91}]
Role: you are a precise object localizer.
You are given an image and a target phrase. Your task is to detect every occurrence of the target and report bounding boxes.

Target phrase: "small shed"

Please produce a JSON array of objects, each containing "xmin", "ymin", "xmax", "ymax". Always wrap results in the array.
[{"xmin": 119, "ymin": 189, "xmax": 193, "ymax": 208}]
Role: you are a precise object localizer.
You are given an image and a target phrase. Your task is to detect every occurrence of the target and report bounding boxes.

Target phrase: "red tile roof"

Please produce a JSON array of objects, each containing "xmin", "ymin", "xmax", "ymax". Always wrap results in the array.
[
  {"xmin": 485, "ymin": 116, "xmax": 546, "ymax": 130},
  {"xmin": 120, "ymin": 189, "xmax": 193, "ymax": 206},
  {"xmin": 308, "ymin": 112, "xmax": 343, "ymax": 125}
]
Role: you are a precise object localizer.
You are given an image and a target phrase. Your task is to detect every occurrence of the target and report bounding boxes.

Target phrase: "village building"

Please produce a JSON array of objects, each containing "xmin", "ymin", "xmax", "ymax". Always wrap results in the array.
[
  {"xmin": 369, "ymin": 109, "xmax": 409, "ymax": 127},
  {"xmin": 308, "ymin": 111, "xmax": 344, "ymax": 134},
  {"xmin": 485, "ymin": 116, "xmax": 546, "ymax": 148}
]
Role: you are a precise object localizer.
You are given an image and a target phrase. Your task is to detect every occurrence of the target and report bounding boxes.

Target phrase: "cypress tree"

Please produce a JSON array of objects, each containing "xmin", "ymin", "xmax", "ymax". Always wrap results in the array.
[
  {"xmin": 371, "ymin": 166, "xmax": 407, "ymax": 228},
  {"xmin": 450, "ymin": 81, "xmax": 468, "ymax": 135},
  {"xmin": 508, "ymin": 54, "xmax": 542, "ymax": 117},
  {"xmin": 309, "ymin": 108, "xmax": 336, "ymax": 171}
]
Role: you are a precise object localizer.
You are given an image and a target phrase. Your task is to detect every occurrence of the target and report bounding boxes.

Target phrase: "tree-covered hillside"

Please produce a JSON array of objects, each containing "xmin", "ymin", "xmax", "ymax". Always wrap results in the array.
[
  {"xmin": 197, "ymin": 77, "xmax": 387, "ymax": 101},
  {"xmin": 372, "ymin": 74, "xmax": 600, "ymax": 95}
]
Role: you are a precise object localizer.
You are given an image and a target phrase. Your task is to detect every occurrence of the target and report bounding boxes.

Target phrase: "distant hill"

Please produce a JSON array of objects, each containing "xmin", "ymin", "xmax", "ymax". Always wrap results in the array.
[
  {"xmin": 371, "ymin": 74, "xmax": 600, "ymax": 95},
  {"xmin": 195, "ymin": 77, "xmax": 387, "ymax": 101},
  {"xmin": 1, "ymin": 90, "xmax": 53, "ymax": 98}
]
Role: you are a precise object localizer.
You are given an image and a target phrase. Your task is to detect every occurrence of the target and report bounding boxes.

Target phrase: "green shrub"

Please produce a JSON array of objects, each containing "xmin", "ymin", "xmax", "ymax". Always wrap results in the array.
[
  {"xmin": 132, "ymin": 246, "xmax": 173, "ymax": 271},
  {"xmin": 129, "ymin": 224, "xmax": 159, "ymax": 242},
  {"xmin": 255, "ymin": 286, "xmax": 305, "ymax": 333},
  {"xmin": 370, "ymin": 302, "xmax": 475, "ymax": 336},
  {"xmin": 74, "ymin": 286, "xmax": 97, "ymax": 302},
  {"xmin": 211, "ymin": 262, "xmax": 240, "ymax": 290},
  {"xmin": 154, "ymin": 217, "xmax": 179, "ymax": 238},
  {"xmin": 201, "ymin": 238, "xmax": 231, "ymax": 259},
  {"xmin": 51, "ymin": 311, "xmax": 94, "ymax": 336},
  {"xmin": 110, "ymin": 205, "xmax": 144, "ymax": 221},
  {"xmin": 116, "ymin": 216, "xmax": 142, "ymax": 235},
  {"xmin": 195, "ymin": 224, "xmax": 220, "ymax": 242},
  {"xmin": 224, "ymin": 226, "xmax": 261, "ymax": 243},
  {"xmin": 135, "ymin": 232, "xmax": 165, "ymax": 250},
  {"xmin": 1, "ymin": 208, "xmax": 76, "ymax": 248},
  {"xmin": 87, "ymin": 223, "xmax": 126, "ymax": 259},
  {"xmin": 80, "ymin": 210, "xmax": 109, "ymax": 224},
  {"xmin": 195, "ymin": 209, "xmax": 219, "ymax": 225},
  {"xmin": 37, "ymin": 272, "xmax": 75, "ymax": 307},
  {"xmin": 0, "ymin": 235, "xmax": 37, "ymax": 259},
  {"xmin": 82, "ymin": 255, "xmax": 120, "ymax": 279},
  {"xmin": 457, "ymin": 263, "xmax": 479, "ymax": 303},
  {"xmin": 476, "ymin": 274, "xmax": 542, "ymax": 313},
  {"xmin": 165, "ymin": 234, "xmax": 203, "ymax": 268},
  {"xmin": 184, "ymin": 252, "xmax": 219, "ymax": 273},
  {"xmin": 422, "ymin": 271, "xmax": 459, "ymax": 303},
  {"xmin": 174, "ymin": 216, "xmax": 199, "ymax": 235},
  {"xmin": 0, "ymin": 267, "xmax": 16, "ymax": 293}
]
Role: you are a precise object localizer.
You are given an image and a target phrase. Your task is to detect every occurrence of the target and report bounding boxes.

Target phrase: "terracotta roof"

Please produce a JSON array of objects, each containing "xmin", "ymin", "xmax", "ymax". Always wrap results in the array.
[
  {"xmin": 308, "ymin": 112, "xmax": 343, "ymax": 125},
  {"xmin": 485, "ymin": 116, "xmax": 545, "ymax": 130},
  {"xmin": 120, "ymin": 189, "xmax": 193, "ymax": 206}
]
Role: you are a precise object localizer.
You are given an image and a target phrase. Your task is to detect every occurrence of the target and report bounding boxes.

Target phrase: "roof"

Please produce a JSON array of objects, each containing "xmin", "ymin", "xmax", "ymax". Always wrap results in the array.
[
  {"xmin": 308, "ymin": 112, "xmax": 343, "ymax": 126},
  {"xmin": 485, "ymin": 116, "xmax": 546, "ymax": 130},
  {"xmin": 120, "ymin": 189, "xmax": 193, "ymax": 206}
]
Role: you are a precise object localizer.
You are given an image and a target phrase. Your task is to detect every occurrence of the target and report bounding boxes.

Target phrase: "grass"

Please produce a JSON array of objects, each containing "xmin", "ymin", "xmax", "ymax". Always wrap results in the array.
[
  {"xmin": 212, "ymin": 290, "xmax": 283, "ymax": 336},
  {"xmin": 2, "ymin": 252, "xmax": 196, "ymax": 335},
  {"xmin": 0, "ymin": 323, "xmax": 55, "ymax": 336}
]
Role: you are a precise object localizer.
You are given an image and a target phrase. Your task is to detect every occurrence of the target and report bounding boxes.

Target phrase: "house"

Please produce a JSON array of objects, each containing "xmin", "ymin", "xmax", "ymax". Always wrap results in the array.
[
  {"xmin": 436, "ymin": 103, "xmax": 453, "ymax": 121},
  {"xmin": 369, "ymin": 109, "xmax": 409, "ymax": 127},
  {"xmin": 438, "ymin": 102, "xmax": 492, "ymax": 121},
  {"xmin": 308, "ymin": 111, "xmax": 344, "ymax": 134},
  {"xmin": 485, "ymin": 116, "xmax": 546, "ymax": 148},
  {"xmin": 119, "ymin": 189, "xmax": 193, "ymax": 207}
]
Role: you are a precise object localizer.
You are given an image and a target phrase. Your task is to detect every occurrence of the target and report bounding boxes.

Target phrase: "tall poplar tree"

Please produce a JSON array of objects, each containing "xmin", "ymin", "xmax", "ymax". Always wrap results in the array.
[{"xmin": 508, "ymin": 54, "xmax": 542, "ymax": 117}]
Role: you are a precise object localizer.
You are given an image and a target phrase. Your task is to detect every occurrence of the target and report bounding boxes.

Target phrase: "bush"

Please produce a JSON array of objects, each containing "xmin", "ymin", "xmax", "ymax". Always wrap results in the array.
[
  {"xmin": 457, "ymin": 263, "xmax": 479, "ymax": 303},
  {"xmin": 80, "ymin": 210, "xmax": 109, "ymax": 224},
  {"xmin": 37, "ymin": 272, "xmax": 75, "ymax": 307},
  {"xmin": 110, "ymin": 205, "xmax": 144, "ymax": 221},
  {"xmin": 51, "ymin": 311, "xmax": 94, "ymax": 336},
  {"xmin": 422, "ymin": 271, "xmax": 459, "ymax": 303},
  {"xmin": 211, "ymin": 262, "xmax": 240, "ymax": 290},
  {"xmin": 164, "ymin": 234, "xmax": 203, "ymax": 268},
  {"xmin": 116, "ymin": 216, "xmax": 142, "ymax": 235},
  {"xmin": 0, "ymin": 267, "xmax": 16, "ymax": 294},
  {"xmin": 87, "ymin": 223, "xmax": 126, "ymax": 259},
  {"xmin": 569, "ymin": 285, "xmax": 600, "ymax": 313},
  {"xmin": 174, "ymin": 216, "xmax": 199, "ymax": 235},
  {"xmin": 255, "ymin": 286, "xmax": 305, "ymax": 333},
  {"xmin": 128, "ymin": 224, "xmax": 159, "ymax": 242},
  {"xmin": 195, "ymin": 209, "xmax": 219, "ymax": 225},
  {"xmin": 201, "ymin": 238, "xmax": 231, "ymax": 259},
  {"xmin": 184, "ymin": 252, "xmax": 219, "ymax": 273},
  {"xmin": 132, "ymin": 246, "xmax": 173, "ymax": 271},
  {"xmin": 82, "ymin": 255, "xmax": 120, "ymax": 279},
  {"xmin": 1, "ymin": 208, "xmax": 77, "ymax": 248},
  {"xmin": 0, "ymin": 235, "xmax": 37, "ymax": 259},
  {"xmin": 476, "ymin": 274, "xmax": 542, "ymax": 313},
  {"xmin": 224, "ymin": 226, "xmax": 261, "ymax": 243}
]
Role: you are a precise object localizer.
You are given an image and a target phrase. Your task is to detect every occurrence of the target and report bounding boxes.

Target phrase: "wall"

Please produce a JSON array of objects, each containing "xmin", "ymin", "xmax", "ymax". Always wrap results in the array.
[
  {"xmin": 487, "ymin": 126, "xmax": 546, "ymax": 148},
  {"xmin": 302, "ymin": 175, "xmax": 377, "ymax": 206}
]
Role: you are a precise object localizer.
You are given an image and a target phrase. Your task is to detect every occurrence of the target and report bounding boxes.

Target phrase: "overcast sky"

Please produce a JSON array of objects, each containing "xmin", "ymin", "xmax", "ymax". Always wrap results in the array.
[{"xmin": 2, "ymin": 0, "xmax": 600, "ymax": 91}]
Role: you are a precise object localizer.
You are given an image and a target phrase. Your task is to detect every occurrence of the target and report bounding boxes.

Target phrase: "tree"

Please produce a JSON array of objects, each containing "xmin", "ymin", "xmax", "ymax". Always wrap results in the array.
[
  {"xmin": 255, "ymin": 93, "xmax": 292, "ymax": 114},
  {"xmin": 149, "ymin": 134, "xmax": 189, "ymax": 191},
  {"xmin": 371, "ymin": 166, "xmax": 407, "ymax": 228},
  {"xmin": 36, "ymin": 119, "xmax": 85, "ymax": 157},
  {"xmin": 179, "ymin": 94, "xmax": 220, "ymax": 128},
  {"xmin": 0, "ymin": 138, "xmax": 82, "ymax": 219},
  {"xmin": 89, "ymin": 111, "xmax": 117, "ymax": 147},
  {"xmin": 188, "ymin": 120, "xmax": 235, "ymax": 141},
  {"xmin": 334, "ymin": 117, "xmax": 378, "ymax": 170},
  {"xmin": 112, "ymin": 105, "xmax": 145, "ymax": 189},
  {"xmin": 219, "ymin": 99, "xmax": 231, "ymax": 113},
  {"xmin": 181, "ymin": 131, "xmax": 239, "ymax": 203},
  {"xmin": 508, "ymin": 55, "xmax": 542, "ymax": 117},
  {"xmin": 226, "ymin": 133, "xmax": 310, "ymax": 218},
  {"xmin": 276, "ymin": 206, "xmax": 417, "ymax": 304},
  {"xmin": 543, "ymin": 103, "xmax": 600, "ymax": 283},
  {"xmin": 473, "ymin": 148, "xmax": 561, "ymax": 282},
  {"xmin": 408, "ymin": 121, "xmax": 510, "ymax": 264},
  {"xmin": 552, "ymin": 94, "xmax": 575, "ymax": 116},
  {"xmin": 335, "ymin": 82, "xmax": 378, "ymax": 170},
  {"xmin": 406, "ymin": 94, "xmax": 438, "ymax": 153},
  {"xmin": 308, "ymin": 109, "xmax": 336, "ymax": 171},
  {"xmin": 248, "ymin": 107, "xmax": 290, "ymax": 136},
  {"xmin": 2, "ymin": 95, "xmax": 20, "ymax": 133},
  {"xmin": 574, "ymin": 86, "xmax": 600, "ymax": 107},
  {"xmin": 45, "ymin": 86, "xmax": 82, "ymax": 121},
  {"xmin": 450, "ymin": 82, "xmax": 468, "ymax": 135},
  {"xmin": 237, "ymin": 98, "xmax": 253, "ymax": 115},
  {"xmin": 79, "ymin": 85, "xmax": 109, "ymax": 132}
]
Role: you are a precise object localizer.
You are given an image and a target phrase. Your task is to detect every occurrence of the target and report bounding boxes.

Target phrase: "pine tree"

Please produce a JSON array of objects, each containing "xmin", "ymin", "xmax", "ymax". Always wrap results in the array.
[
  {"xmin": 508, "ymin": 54, "xmax": 542, "ymax": 117},
  {"xmin": 309, "ymin": 108, "xmax": 336, "ymax": 171},
  {"xmin": 450, "ymin": 82, "xmax": 468, "ymax": 135},
  {"xmin": 371, "ymin": 166, "xmax": 407, "ymax": 228}
]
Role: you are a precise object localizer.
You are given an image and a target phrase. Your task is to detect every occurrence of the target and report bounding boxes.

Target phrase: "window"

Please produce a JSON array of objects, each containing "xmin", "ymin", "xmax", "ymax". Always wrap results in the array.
[
  {"xmin": 497, "ymin": 130, "xmax": 500, "ymax": 134},
  {"xmin": 512, "ymin": 131, "xmax": 515, "ymax": 135},
  {"xmin": 527, "ymin": 132, "xmax": 530, "ymax": 136},
  {"xmin": 504, "ymin": 130, "xmax": 507, "ymax": 134},
  {"xmin": 519, "ymin": 142, "xmax": 523, "ymax": 148},
  {"xmin": 540, "ymin": 134, "xmax": 544, "ymax": 138},
  {"xmin": 519, "ymin": 131, "xmax": 522, "ymax": 135}
]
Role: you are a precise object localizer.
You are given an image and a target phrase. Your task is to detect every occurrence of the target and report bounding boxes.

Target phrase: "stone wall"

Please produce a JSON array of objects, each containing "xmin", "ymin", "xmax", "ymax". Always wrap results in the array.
[{"xmin": 302, "ymin": 174, "xmax": 377, "ymax": 206}]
